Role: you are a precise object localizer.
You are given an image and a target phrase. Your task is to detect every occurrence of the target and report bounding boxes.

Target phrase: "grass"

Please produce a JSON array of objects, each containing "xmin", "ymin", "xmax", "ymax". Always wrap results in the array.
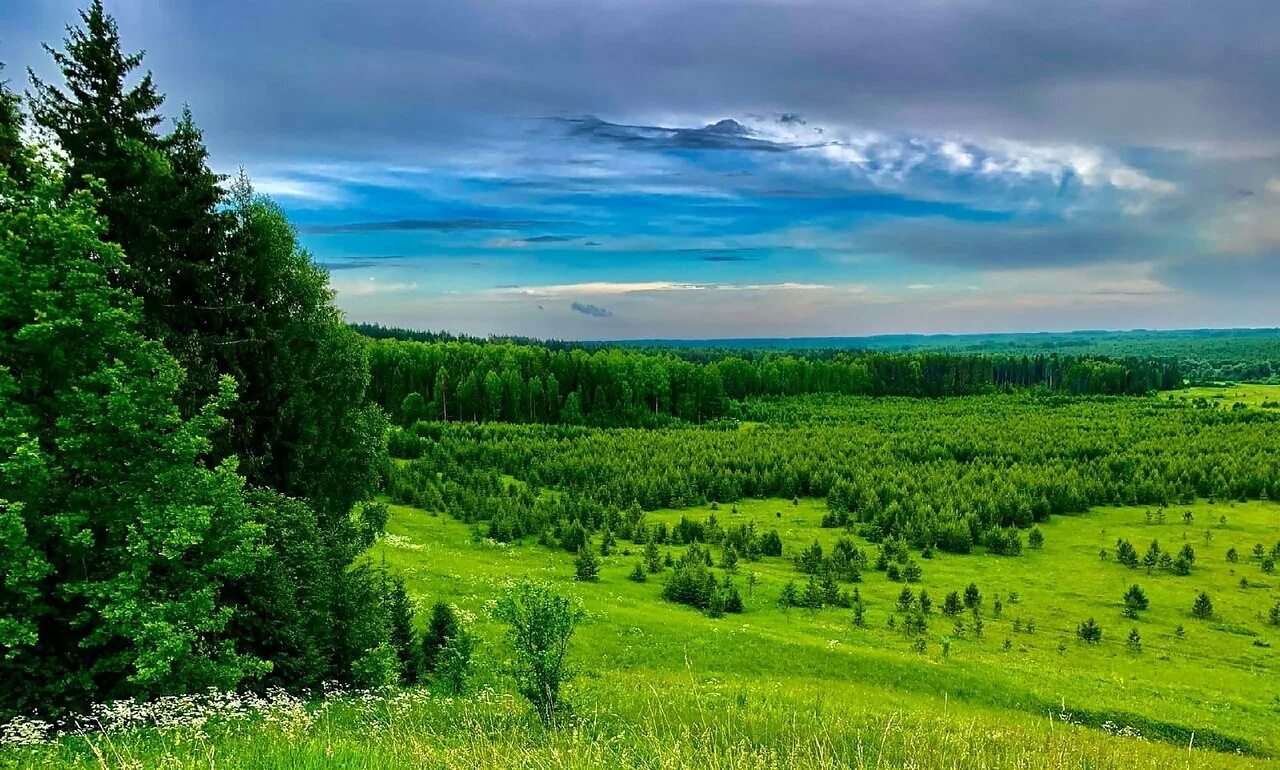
[
  {"xmin": 1168, "ymin": 383, "xmax": 1280, "ymax": 409},
  {"xmin": 6, "ymin": 496, "xmax": 1277, "ymax": 767},
  {"xmin": 8, "ymin": 675, "xmax": 1278, "ymax": 769}
]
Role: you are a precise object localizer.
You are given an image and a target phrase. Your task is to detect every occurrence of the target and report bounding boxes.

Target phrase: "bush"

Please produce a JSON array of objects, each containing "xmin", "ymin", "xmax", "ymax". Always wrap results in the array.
[{"xmin": 493, "ymin": 582, "xmax": 583, "ymax": 726}]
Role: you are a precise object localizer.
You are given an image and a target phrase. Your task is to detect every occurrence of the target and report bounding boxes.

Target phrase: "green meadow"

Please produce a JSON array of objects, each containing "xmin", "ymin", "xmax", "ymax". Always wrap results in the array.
[
  {"xmin": 10, "ymin": 495, "xmax": 1277, "ymax": 768},
  {"xmin": 1169, "ymin": 383, "xmax": 1280, "ymax": 409},
  {"xmin": 376, "ymin": 496, "xmax": 1280, "ymax": 755}
]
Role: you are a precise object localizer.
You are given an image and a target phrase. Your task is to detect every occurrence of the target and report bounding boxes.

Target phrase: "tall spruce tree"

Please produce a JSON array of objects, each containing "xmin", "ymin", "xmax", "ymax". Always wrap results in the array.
[
  {"xmin": 17, "ymin": 2, "xmax": 399, "ymax": 706},
  {"xmin": 0, "ymin": 150, "xmax": 264, "ymax": 716}
]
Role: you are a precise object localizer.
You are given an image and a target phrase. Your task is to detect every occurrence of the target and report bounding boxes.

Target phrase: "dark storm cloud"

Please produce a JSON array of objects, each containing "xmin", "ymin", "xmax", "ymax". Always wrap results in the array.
[
  {"xmin": 570, "ymin": 302, "xmax": 613, "ymax": 318},
  {"xmin": 9, "ymin": 0, "xmax": 1279, "ymax": 160},
  {"xmin": 554, "ymin": 116, "xmax": 802, "ymax": 153},
  {"xmin": 298, "ymin": 219, "xmax": 574, "ymax": 234}
]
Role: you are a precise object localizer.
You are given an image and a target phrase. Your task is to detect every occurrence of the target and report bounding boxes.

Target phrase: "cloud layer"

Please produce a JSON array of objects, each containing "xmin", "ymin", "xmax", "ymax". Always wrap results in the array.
[{"xmin": 5, "ymin": 0, "xmax": 1279, "ymax": 338}]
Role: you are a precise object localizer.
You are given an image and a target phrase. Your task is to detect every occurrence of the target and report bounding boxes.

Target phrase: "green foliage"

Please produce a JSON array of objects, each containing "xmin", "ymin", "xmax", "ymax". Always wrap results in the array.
[
  {"xmin": 0, "ymin": 156, "xmax": 264, "ymax": 714},
  {"xmin": 363, "ymin": 336, "xmax": 1183, "ymax": 430},
  {"xmin": 9, "ymin": 1, "xmax": 401, "ymax": 716},
  {"xmin": 493, "ymin": 582, "xmax": 582, "ymax": 726},
  {"xmin": 1076, "ymin": 618, "xmax": 1103, "ymax": 643},
  {"xmin": 1122, "ymin": 584, "xmax": 1149, "ymax": 619},
  {"xmin": 575, "ymin": 547, "xmax": 601, "ymax": 582},
  {"xmin": 422, "ymin": 602, "xmax": 462, "ymax": 674},
  {"xmin": 435, "ymin": 625, "xmax": 476, "ymax": 695},
  {"xmin": 1191, "ymin": 592, "xmax": 1214, "ymax": 620},
  {"xmin": 387, "ymin": 394, "xmax": 1280, "ymax": 553}
]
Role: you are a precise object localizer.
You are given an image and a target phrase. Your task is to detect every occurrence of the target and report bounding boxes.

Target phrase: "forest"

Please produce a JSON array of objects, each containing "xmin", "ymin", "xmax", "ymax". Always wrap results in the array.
[{"xmin": 365, "ymin": 337, "xmax": 1182, "ymax": 426}]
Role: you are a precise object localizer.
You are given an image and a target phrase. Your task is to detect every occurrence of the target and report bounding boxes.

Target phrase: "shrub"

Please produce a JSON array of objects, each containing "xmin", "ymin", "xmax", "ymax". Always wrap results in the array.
[
  {"xmin": 662, "ymin": 546, "xmax": 718, "ymax": 610},
  {"xmin": 963, "ymin": 582, "xmax": 982, "ymax": 609},
  {"xmin": 629, "ymin": 562, "xmax": 647, "ymax": 582},
  {"xmin": 493, "ymin": 582, "xmax": 582, "ymax": 726}
]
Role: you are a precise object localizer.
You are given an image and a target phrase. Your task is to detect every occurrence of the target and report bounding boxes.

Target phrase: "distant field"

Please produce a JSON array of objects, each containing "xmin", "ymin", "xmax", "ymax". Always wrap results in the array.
[{"xmin": 1169, "ymin": 383, "xmax": 1280, "ymax": 409}]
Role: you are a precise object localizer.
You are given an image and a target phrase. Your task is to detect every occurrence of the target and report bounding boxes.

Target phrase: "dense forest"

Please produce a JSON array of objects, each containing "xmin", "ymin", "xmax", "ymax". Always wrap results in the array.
[
  {"xmin": 365, "ymin": 337, "xmax": 1182, "ymax": 426},
  {"xmin": 385, "ymin": 395, "xmax": 1280, "ymax": 554},
  {"xmin": 0, "ymin": 3, "xmax": 415, "ymax": 719}
]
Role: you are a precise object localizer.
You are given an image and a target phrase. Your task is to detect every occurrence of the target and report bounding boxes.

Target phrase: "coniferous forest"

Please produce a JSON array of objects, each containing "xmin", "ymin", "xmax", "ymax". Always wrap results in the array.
[
  {"xmin": 2, "ymin": 5, "xmax": 1280, "ymax": 770},
  {"xmin": 1, "ymin": 2, "xmax": 410, "ymax": 719}
]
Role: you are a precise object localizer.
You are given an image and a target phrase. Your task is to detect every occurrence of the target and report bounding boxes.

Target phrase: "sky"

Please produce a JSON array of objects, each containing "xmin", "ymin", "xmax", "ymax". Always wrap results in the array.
[{"xmin": 4, "ymin": 1, "xmax": 1280, "ymax": 340}]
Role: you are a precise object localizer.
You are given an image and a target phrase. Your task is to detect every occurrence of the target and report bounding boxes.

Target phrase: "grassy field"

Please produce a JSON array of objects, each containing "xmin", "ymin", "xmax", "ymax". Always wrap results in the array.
[
  {"xmin": 6, "ymin": 496, "xmax": 1278, "ymax": 768},
  {"xmin": 375, "ymin": 496, "xmax": 1279, "ymax": 753},
  {"xmin": 1169, "ymin": 383, "xmax": 1280, "ymax": 409}
]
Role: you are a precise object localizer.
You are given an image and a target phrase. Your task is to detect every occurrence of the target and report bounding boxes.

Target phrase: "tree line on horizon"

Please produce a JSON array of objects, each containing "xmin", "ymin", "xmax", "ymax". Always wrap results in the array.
[
  {"xmin": 0, "ymin": 3, "xmax": 416, "ymax": 719},
  {"xmin": 366, "ymin": 337, "xmax": 1183, "ymax": 427},
  {"xmin": 356, "ymin": 321, "xmax": 1280, "ymax": 387}
]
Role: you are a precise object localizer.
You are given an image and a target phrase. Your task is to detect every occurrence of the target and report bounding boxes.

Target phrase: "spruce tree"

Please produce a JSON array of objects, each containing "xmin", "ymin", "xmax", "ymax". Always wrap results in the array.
[
  {"xmin": 575, "ymin": 547, "xmax": 601, "ymax": 582},
  {"xmin": 1076, "ymin": 618, "xmax": 1103, "ymax": 643},
  {"xmin": 0, "ymin": 155, "xmax": 262, "ymax": 716},
  {"xmin": 1122, "ymin": 584, "xmax": 1149, "ymax": 619},
  {"xmin": 1191, "ymin": 591, "xmax": 1214, "ymax": 620}
]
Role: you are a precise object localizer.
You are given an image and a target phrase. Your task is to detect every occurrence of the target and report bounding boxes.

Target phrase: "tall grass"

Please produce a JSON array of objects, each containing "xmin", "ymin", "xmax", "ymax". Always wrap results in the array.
[{"xmin": 3, "ymin": 676, "xmax": 1268, "ymax": 769}]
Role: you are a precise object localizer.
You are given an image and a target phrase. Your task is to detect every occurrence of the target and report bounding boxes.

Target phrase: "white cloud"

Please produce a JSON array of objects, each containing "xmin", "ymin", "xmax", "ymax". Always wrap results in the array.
[{"xmin": 250, "ymin": 175, "xmax": 350, "ymax": 205}]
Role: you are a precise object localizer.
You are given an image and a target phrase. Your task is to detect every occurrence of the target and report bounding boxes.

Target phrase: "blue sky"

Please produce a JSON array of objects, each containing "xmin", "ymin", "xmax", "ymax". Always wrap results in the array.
[{"xmin": 5, "ymin": 1, "xmax": 1280, "ymax": 339}]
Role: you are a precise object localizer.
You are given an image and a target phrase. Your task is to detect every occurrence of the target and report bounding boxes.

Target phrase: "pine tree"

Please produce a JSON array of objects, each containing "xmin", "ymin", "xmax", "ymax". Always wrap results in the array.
[
  {"xmin": 943, "ymin": 591, "xmax": 963, "ymax": 616},
  {"xmin": 1126, "ymin": 628, "xmax": 1142, "ymax": 653},
  {"xmin": 721, "ymin": 544, "xmax": 739, "ymax": 574},
  {"xmin": 1076, "ymin": 618, "xmax": 1103, "ymax": 643},
  {"xmin": 1028, "ymin": 527, "xmax": 1044, "ymax": 549},
  {"xmin": 1191, "ymin": 591, "xmax": 1214, "ymax": 620},
  {"xmin": 1122, "ymin": 584, "xmax": 1149, "ymax": 619},
  {"xmin": 575, "ymin": 547, "xmax": 601, "ymax": 582},
  {"xmin": 422, "ymin": 602, "xmax": 462, "ymax": 673},
  {"xmin": 963, "ymin": 582, "xmax": 982, "ymax": 609},
  {"xmin": 777, "ymin": 581, "xmax": 800, "ymax": 609},
  {"xmin": 644, "ymin": 539, "xmax": 663, "ymax": 573},
  {"xmin": 629, "ymin": 562, "xmax": 647, "ymax": 583}
]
